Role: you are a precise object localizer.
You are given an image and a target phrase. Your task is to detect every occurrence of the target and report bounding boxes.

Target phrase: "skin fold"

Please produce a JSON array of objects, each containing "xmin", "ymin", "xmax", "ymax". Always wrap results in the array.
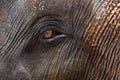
[{"xmin": 0, "ymin": 0, "xmax": 120, "ymax": 80}]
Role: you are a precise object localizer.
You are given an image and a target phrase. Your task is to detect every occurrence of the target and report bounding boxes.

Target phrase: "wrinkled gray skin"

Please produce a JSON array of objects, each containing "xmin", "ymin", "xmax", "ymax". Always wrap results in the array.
[{"xmin": 0, "ymin": 0, "xmax": 120, "ymax": 80}]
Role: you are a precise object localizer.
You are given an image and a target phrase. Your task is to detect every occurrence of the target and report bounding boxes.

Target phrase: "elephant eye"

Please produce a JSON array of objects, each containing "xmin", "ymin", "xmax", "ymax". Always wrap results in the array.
[
  {"xmin": 40, "ymin": 26, "xmax": 67, "ymax": 44},
  {"xmin": 42, "ymin": 28, "xmax": 62, "ymax": 39}
]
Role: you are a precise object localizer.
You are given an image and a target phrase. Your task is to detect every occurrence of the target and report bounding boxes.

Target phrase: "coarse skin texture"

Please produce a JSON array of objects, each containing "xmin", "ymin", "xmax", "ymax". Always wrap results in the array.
[{"xmin": 0, "ymin": 0, "xmax": 120, "ymax": 80}]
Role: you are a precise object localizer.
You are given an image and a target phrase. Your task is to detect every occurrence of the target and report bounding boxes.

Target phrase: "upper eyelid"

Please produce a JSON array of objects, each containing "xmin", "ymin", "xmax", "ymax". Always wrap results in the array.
[
  {"xmin": 30, "ymin": 17, "xmax": 61, "ymax": 31},
  {"xmin": 39, "ymin": 24, "xmax": 65, "ymax": 36},
  {"xmin": 42, "ymin": 20, "xmax": 61, "ymax": 26},
  {"xmin": 36, "ymin": 17, "xmax": 62, "ymax": 28},
  {"xmin": 38, "ymin": 19, "xmax": 65, "ymax": 33}
]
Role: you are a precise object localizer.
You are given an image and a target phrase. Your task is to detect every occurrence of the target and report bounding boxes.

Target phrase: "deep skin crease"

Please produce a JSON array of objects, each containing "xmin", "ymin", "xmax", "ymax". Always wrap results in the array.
[{"xmin": 0, "ymin": 0, "xmax": 120, "ymax": 80}]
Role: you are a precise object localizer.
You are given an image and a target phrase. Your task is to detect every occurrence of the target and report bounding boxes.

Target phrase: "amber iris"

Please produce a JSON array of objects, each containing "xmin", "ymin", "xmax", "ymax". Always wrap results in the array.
[{"xmin": 43, "ymin": 30, "xmax": 53, "ymax": 39}]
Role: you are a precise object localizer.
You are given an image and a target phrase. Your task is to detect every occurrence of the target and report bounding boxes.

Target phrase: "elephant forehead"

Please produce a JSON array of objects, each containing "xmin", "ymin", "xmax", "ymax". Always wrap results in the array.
[
  {"xmin": 15, "ymin": 0, "xmax": 93, "ymax": 14},
  {"xmin": 3, "ymin": 0, "xmax": 107, "ymax": 19},
  {"xmin": 15, "ymin": 0, "xmax": 119, "ymax": 20}
]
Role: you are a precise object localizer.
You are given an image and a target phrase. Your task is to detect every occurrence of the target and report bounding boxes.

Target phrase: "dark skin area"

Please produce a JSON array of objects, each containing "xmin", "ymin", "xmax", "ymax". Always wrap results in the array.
[{"xmin": 0, "ymin": 0, "xmax": 120, "ymax": 80}]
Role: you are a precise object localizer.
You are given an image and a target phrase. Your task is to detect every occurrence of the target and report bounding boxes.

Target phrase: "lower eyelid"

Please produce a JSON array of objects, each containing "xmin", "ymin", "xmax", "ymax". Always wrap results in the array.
[{"xmin": 42, "ymin": 34, "xmax": 66, "ymax": 42}]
